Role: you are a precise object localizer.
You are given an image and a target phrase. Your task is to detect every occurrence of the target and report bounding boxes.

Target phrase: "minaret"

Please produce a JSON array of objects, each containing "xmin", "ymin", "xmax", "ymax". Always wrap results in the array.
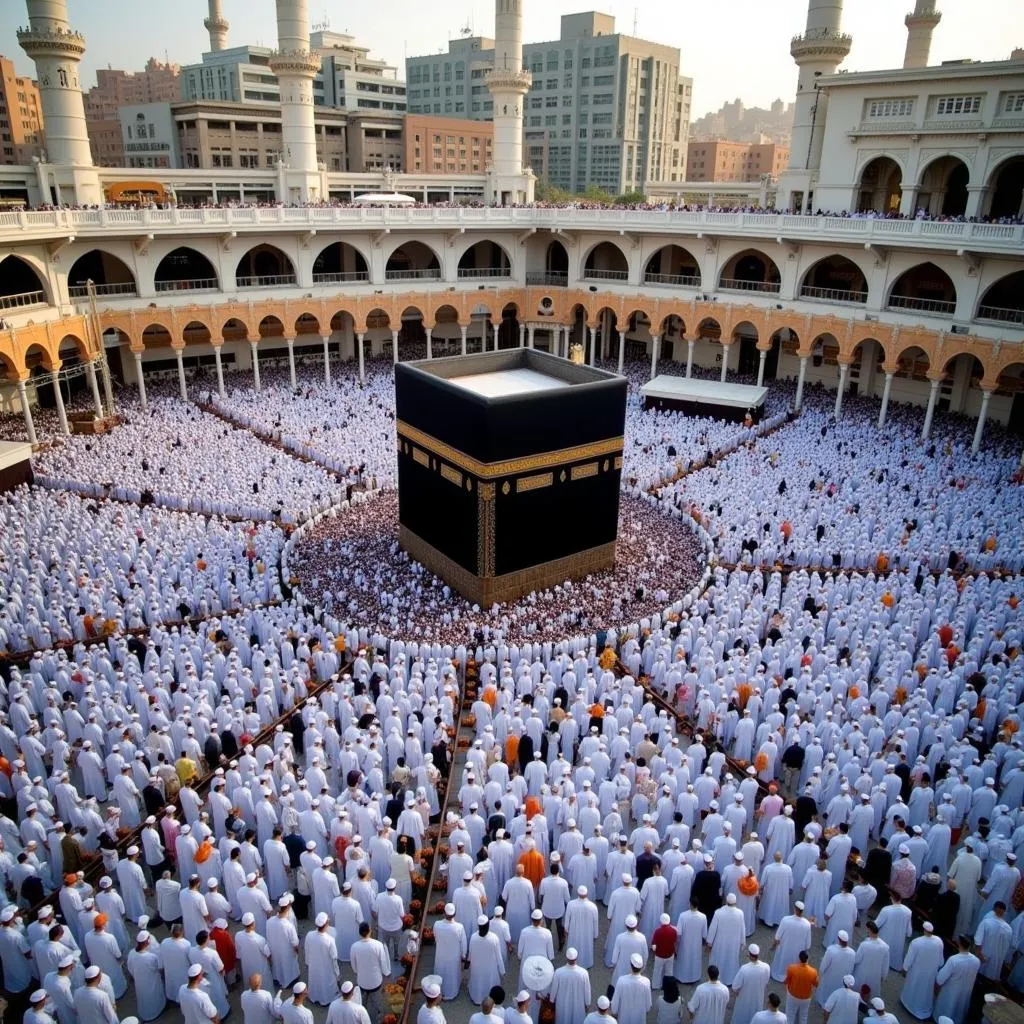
[
  {"xmin": 486, "ymin": 0, "xmax": 534, "ymax": 205},
  {"xmin": 903, "ymin": 1, "xmax": 941, "ymax": 69},
  {"xmin": 18, "ymin": 0, "xmax": 101, "ymax": 204},
  {"xmin": 780, "ymin": 0, "xmax": 851, "ymax": 211},
  {"xmin": 269, "ymin": 0, "xmax": 322, "ymax": 201},
  {"xmin": 205, "ymin": 0, "xmax": 230, "ymax": 52}
]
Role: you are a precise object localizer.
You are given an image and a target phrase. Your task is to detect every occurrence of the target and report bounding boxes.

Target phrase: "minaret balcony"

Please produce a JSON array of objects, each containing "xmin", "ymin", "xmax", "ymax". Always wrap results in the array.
[
  {"xmin": 269, "ymin": 49, "xmax": 322, "ymax": 77},
  {"xmin": 790, "ymin": 28, "xmax": 852, "ymax": 63},
  {"xmin": 16, "ymin": 26, "xmax": 87, "ymax": 59},
  {"xmin": 485, "ymin": 67, "xmax": 533, "ymax": 95}
]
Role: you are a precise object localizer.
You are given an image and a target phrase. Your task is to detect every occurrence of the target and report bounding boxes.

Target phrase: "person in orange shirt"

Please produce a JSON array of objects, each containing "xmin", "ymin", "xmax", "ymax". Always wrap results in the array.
[
  {"xmin": 518, "ymin": 837, "xmax": 545, "ymax": 892},
  {"xmin": 783, "ymin": 949, "xmax": 818, "ymax": 1024},
  {"xmin": 505, "ymin": 733, "xmax": 520, "ymax": 768}
]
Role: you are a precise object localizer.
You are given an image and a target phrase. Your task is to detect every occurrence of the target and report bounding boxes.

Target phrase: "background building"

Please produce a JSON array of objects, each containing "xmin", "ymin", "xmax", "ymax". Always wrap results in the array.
[
  {"xmin": 406, "ymin": 12, "xmax": 692, "ymax": 193},
  {"xmin": 404, "ymin": 114, "xmax": 493, "ymax": 174},
  {"xmin": 84, "ymin": 59, "xmax": 181, "ymax": 166},
  {"xmin": 0, "ymin": 54, "xmax": 43, "ymax": 165},
  {"xmin": 119, "ymin": 103, "xmax": 180, "ymax": 169},
  {"xmin": 686, "ymin": 139, "xmax": 789, "ymax": 182},
  {"xmin": 690, "ymin": 98, "xmax": 794, "ymax": 146}
]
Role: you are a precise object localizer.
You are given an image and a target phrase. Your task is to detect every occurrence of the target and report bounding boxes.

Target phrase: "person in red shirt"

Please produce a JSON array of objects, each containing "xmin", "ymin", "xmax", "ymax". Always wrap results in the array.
[
  {"xmin": 210, "ymin": 918, "xmax": 238, "ymax": 985},
  {"xmin": 651, "ymin": 912, "xmax": 679, "ymax": 989}
]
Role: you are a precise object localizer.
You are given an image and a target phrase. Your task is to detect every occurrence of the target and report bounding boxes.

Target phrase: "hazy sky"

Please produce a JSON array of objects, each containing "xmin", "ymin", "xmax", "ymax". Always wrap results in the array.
[{"xmin": 1, "ymin": 0, "xmax": 1022, "ymax": 118}]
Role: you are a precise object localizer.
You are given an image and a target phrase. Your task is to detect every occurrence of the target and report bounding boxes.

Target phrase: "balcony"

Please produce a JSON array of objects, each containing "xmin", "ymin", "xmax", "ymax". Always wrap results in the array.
[
  {"xmin": 976, "ymin": 305, "xmax": 1024, "ymax": 325},
  {"xmin": 644, "ymin": 272, "xmax": 701, "ymax": 289},
  {"xmin": 526, "ymin": 272, "xmax": 568, "ymax": 287},
  {"xmin": 719, "ymin": 278, "xmax": 782, "ymax": 295},
  {"xmin": 457, "ymin": 267, "xmax": 511, "ymax": 280},
  {"xmin": 236, "ymin": 274, "xmax": 298, "ymax": 289},
  {"xmin": 154, "ymin": 278, "xmax": 220, "ymax": 294},
  {"xmin": 0, "ymin": 289, "xmax": 47, "ymax": 311},
  {"xmin": 582, "ymin": 268, "xmax": 629, "ymax": 282},
  {"xmin": 799, "ymin": 285, "xmax": 868, "ymax": 305},
  {"xmin": 68, "ymin": 282, "xmax": 138, "ymax": 300},
  {"xmin": 886, "ymin": 295, "xmax": 955, "ymax": 315},
  {"xmin": 384, "ymin": 268, "xmax": 441, "ymax": 282},
  {"xmin": 312, "ymin": 271, "xmax": 370, "ymax": 285}
]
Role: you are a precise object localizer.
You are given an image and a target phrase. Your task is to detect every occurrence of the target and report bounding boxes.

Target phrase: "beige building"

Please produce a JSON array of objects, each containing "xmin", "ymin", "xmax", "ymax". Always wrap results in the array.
[
  {"xmin": 686, "ymin": 139, "xmax": 790, "ymax": 182},
  {"xmin": 404, "ymin": 114, "xmax": 494, "ymax": 174},
  {"xmin": 0, "ymin": 55, "xmax": 44, "ymax": 165},
  {"xmin": 84, "ymin": 59, "xmax": 181, "ymax": 166}
]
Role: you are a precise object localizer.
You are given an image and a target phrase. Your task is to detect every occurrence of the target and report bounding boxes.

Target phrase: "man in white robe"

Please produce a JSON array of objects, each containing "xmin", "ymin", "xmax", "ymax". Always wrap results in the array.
[
  {"xmin": 816, "ymin": 930, "xmax": 854, "ymax": 1006},
  {"xmin": 610, "ymin": 914, "xmax": 648, "ymax": 985},
  {"xmin": 239, "ymin": 874, "xmax": 273, "ymax": 936},
  {"xmin": 159, "ymin": 923, "xmax": 191, "ymax": 1003},
  {"xmin": 432, "ymin": 905, "xmax": 467, "ymax": 1000},
  {"xmin": 686, "ymin": 964, "xmax": 729, "ymax": 1024},
  {"xmin": 946, "ymin": 842, "xmax": 983, "ymax": 937},
  {"xmin": 707, "ymin": 893, "xmax": 746, "ymax": 985},
  {"xmin": 770, "ymin": 902, "xmax": 811, "ymax": 982},
  {"xmin": 874, "ymin": 894, "xmax": 913, "ymax": 970},
  {"xmin": 236, "ymin": 915, "xmax": 273, "ymax": 991},
  {"xmin": 759, "ymin": 854, "xmax": 793, "ymax": 927},
  {"xmin": 852, "ymin": 923, "xmax": 889, "ymax": 1000},
  {"xmin": 188, "ymin": 932, "xmax": 230, "ymax": 1020},
  {"xmin": 611, "ymin": 953, "xmax": 652, "ymax": 1024},
  {"xmin": 605, "ymin": 875, "xmax": 641, "ymax": 967},
  {"xmin": 933, "ymin": 937, "xmax": 981, "ymax": 1024},
  {"xmin": 548, "ymin": 949, "xmax": 590, "ymax": 1024},
  {"xmin": 518, "ymin": 911, "xmax": 555, "ymax": 992},
  {"xmin": 564, "ymin": 887, "xmax": 599, "ymax": 969},
  {"xmin": 467, "ymin": 919, "xmax": 505, "ymax": 1005},
  {"xmin": 114, "ymin": 847, "xmax": 149, "ymax": 923},
  {"xmin": 730, "ymin": 944, "xmax": 770, "ymax": 1024},
  {"xmin": 974, "ymin": 903, "xmax": 1013, "ymax": 981},
  {"xmin": 822, "ymin": 885, "xmax": 857, "ymax": 948},
  {"xmin": 822, "ymin": 975, "xmax": 860, "ymax": 1024},
  {"xmin": 899, "ymin": 923, "xmax": 945, "ymax": 1021},
  {"xmin": 304, "ymin": 913, "xmax": 341, "ymax": 1005},
  {"xmin": 267, "ymin": 903, "xmax": 301, "ymax": 988},
  {"xmin": 331, "ymin": 882, "xmax": 364, "ymax": 963},
  {"xmin": 83, "ymin": 919, "xmax": 127, "ymax": 999},
  {"xmin": 73, "ymin": 966, "xmax": 118, "ymax": 1024},
  {"xmin": 501, "ymin": 866, "xmax": 536, "ymax": 945},
  {"xmin": 674, "ymin": 899, "xmax": 707, "ymax": 983},
  {"xmin": 126, "ymin": 932, "xmax": 165, "ymax": 1023}
]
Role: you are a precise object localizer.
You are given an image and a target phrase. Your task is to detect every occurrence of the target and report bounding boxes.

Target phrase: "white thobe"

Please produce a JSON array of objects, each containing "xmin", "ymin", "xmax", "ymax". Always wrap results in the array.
[
  {"xmin": 933, "ymin": 952, "xmax": 980, "ymax": 1024},
  {"xmin": 178, "ymin": 984, "xmax": 219, "ymax": 1024},
  {"xmin": 707, "ymin": 905, "xmax": 745, "ymax": 984},
  {"xmin": 673, "ymin": 910, "xmax": 707, "ymax": 982},
  {"xmin": 84, "ymin": 931, "xmax": 127, "ymax": 998},
  {"xmin": 236, "ymin": 929, "xmax": 273, "ymax": 991},
  {"xmin": 432, "ymin": 919, "xmax": 467, "ymax": 1000},
  {"xmin": 730, "ymin": 959, "xmax": 770, "ymax": 1024},
  {"xmin": 72, "ymin": 986, "xmax": 118, "ymax": 1024},
  {"xmin": 899, "ymin": 934, "xmax": 944, "ymax": 1020},
  {"xmin": 242, "ymin": 987, "xmax": 277, "ymax": 1024},
  {"xmin": 815, "ymin": 943, "xmax": 855, "ymax": 1005},
  {"xmin": 610, "ymin": 929, "xmax": 647, "ymax": 984},
  {"xmin": 853, "ymin": 938, "xmax": 889, "ymax": 998},
  {"xmin": 758, "ymin": 862, "xmax": 792, "ymax": 926},
  {"xmin": 501, "ymin": 876, "xmax": 535, "ymax": 944},
  {"xmin": 304, "ymin": 929, "xmax": 341, "ymax": 1004},
  {"xmin": 686, "ymin": 980, "xmax": 728, "ymax": 1024},
  {"xmin": 267, "ymin": 915, "xmax": 300, "ymax": 987},
  {"xmin": 823, "ymin": 987, "xmax": 860, "ymax": 1024},
  {"xmin": 770, "ymin": 914, "xmax": 811, "ymax": 981},
  {"xmin": 823, "ymin": 893, "xmax": 857, "ymax": 948},
  {"xmin": 974, "ymin": 913, "xmax": 1012, "ymax": 980},
  {"xmin": 180, "ymin": 889, "xmax": 210, "ymax": 943},
  {"xmin": 518, "ymin": 926, "xmax": 555, "ymax": 990},
  {"xmin": 331, "ymin": 896, "xmax": 363, "ymax": 962},
  {"xmin": 467, "ymin": 931, "xmax": 505, "ymax": 1004},
  {"xmin": 612, "ymin": 973, "xmax": 653, "ymax": 1024},
  {"xmin": 875, "ymin": 903, "xmax": 913, "ymax": 969},
  {"xmin": 115, "ymin": 857, "xmax": 148, "ymax": 922},
  {"xmin": 549, "ymin": 963, "xmax": 590, "ymax": 1024},
  {"xmin": 126, "ymin": 948, "xmax": 166, "ymax": 1022},
  {"xmin": 564, "ymin": 898, "xmax": 599, "ymax": 969},
  {"xmin": 160, "ymin": 936, "xmax": 192, "ymax": 1001},
  {"xmin": 946, "ymin": 851, "xmax": 982, "ymax": 935}
]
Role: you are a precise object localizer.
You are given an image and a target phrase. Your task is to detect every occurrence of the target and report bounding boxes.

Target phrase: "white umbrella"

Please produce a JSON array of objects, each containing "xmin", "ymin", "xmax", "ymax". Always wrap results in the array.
[{"xmin": 352, "ymin": 191, "xmax": 416, "ymax": 205}]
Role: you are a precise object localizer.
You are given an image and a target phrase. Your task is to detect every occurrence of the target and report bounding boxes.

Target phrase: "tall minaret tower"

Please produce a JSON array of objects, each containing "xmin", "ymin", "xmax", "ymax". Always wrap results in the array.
[
  {"xmin": 486, "ymin": 0, "xmax": 534, "ymax": 205},
  {"xmin": 903, "ymin": 1, "xmax": 941, "ymax": 69},
  {"xmin": 205, "ymin": 0, "xmax": 230, "ymax": 52},
  {"xmin": 779, "ymin": 0, "xmax": 851, "ymax": 212},
  {"xmin": 18, "ymin": 0, "xmax": 101, "ymax": 205},
  {"xmin": 269, "ymin": 0, "xmax": 322, "ymax": 201}
]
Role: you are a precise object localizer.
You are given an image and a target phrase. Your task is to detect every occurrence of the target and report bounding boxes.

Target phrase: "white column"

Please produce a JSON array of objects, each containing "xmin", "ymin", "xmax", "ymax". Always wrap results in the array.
[
  {"xmin": 173, "ymin": 348, "xmax": 187, "ymax": 402},
  {"xmin": 285, "ymin": 338, "xmax": 296, "ymax": 390},
  {"xmin": 589, "ymin": 326, "xmax": 597, "ymax": 367},
  {"xmin": 134, "ymin": 351, "xmax": 148, "ymax": 410},
  {"xmin": 649, "ymin": 334, "xmax": 661, "ymax": 381},
  {"xmin": 460, "ymin": 325, "xmax": 467, "ymax": 357},
  {"xmin": 921, "ymin": 378, "xmax": 941, "ymax": 440},
  {"xmin": 391, "ymin": 328, "xmax": 400, "ymax": 364},
  {"xmin": 17, "ymin": 381, "xmax": 37, "ymax": 445},
  {"xmin": 519, "ymin": 323, "xmax": 525, "ymax": 348},
  {"xmin": 357, "ymin": 332, "xmax": 365, "ymax": 383},
  {"xmin": 686, "ymin": 338, "xmax": 695, "ymax": 379},
  {"xmin": 425, "ymin": 327, "xmax": 433, "ymax": 360},
  {"xmin": 100, "ymin": 356, "xmax": 115, "ymax": 416},
  {"xmin": 834, "ymin": 363, "xmax": 849, "ymax": 420},
  {"xmin": 757, "ymin": 348, "xmax": 767, "ymax": 387},
  {"xmin": 322, "ymin": 335, "xmax": 331, "ymax": 385},
  {"xmin": 527, "ymin": 324, "xmax": 535, "ymax": 350},
  {"xmin": 213, "ymin": 345, "xmax": 226, "ymax": 397},
  {"xmin": 85, "ymin": 362, "xmax": 103, "ymax": 418},
  {"xmin": 617, "ymin": 330, "xmax": 626, "ymax": 374},
  {"xmin": 878, "ymin": 371, "xmax": 894, "ymax": 429},
  {"xmin": 250, "ymin": 341, "xmax": 261, "ymax": 392},
  {"xmin": 972, "ymin": 390, "xmax": 992, "ymax": 455},
  {"xmin": 51, "ymin": 371, "xmax": 69, "ymax": 435},
  {"xmin": 720, "ymin": 343, "xmax": 731, "ymax": 383},
  {"xmin": 794, "ymin": 356, "xmax": 808, "ymax": 412}
]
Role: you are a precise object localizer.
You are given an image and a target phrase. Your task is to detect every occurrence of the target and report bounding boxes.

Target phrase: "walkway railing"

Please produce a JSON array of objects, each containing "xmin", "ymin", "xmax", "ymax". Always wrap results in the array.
[
  {"xmin": 0, "ymin": 289, "xmax": 46, "ymax": 310},
  {"xmin": 237, "ymin": 273, "xmax": 298, "ymax": 289},
  {"xmin": 886, "ymin": 294, "xmax": 956, "ymax": 315},
  {"xmin": 385, "ymin": 267, "xmax": 442, "ymax": 281},
  {"xmin": 583, "ymin": 267, "xmax": 629, "ymax": 281},
  {"xmin": 976, "ymin": 304, "xmax": 1024, "ymax": 324},
  {"xmin": 457, "ymin": 266, "xmax": 511, "ymax": 279},
  {"xmin": 719, "ymin": 277, "xmax": 782, "ymax": 294},
  {"xmin": 525, "ymin": 271, "xmax": 568, "ymax": 286},
  {"xmin": 68, "ymin": 281, "xmax": 138, "ymax": 299},
  {"xmin": 644, "ymin": 272, "xmax": 701, "ymax": 288},
  {"xmin": 154, "ymin": 277, "xmax": 220, "ymax": 293},
  {"xmin": 312, "ymin": 270, "xmax": 370, "ymax": 284},
  {"xmin": 799, "ymin": 284, "xmax": 869, "ymax": 304}
]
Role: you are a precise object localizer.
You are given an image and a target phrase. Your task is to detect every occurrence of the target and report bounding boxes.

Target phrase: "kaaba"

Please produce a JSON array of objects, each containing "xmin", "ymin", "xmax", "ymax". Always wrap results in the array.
[{"xmin": 395, "ymin": 349, "xmax": 627, "ymax": 606}]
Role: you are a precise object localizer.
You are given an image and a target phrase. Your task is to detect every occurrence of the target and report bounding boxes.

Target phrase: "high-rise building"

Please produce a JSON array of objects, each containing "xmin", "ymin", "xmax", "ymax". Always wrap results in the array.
[
  {"xmin": 83, "ymin": 59, "xmax": 181, "ymax": 166},
  {"xmin": 406, "ymin": 12, "xmax": 691, "ymax": 193},
  {"xmin": 0, "ymin": 54, "xmax": 44, "ymax": 165},
  {"xmin": 690, "ymin": 98, "xmax": 795, "ymax": 146},
  {"xmin": 686, "ymin": 140, "xmax": 790, "ymax": 183},
  {"xmin": 404, "ymin": 114, "xmax": 493, "ymax": 174}
]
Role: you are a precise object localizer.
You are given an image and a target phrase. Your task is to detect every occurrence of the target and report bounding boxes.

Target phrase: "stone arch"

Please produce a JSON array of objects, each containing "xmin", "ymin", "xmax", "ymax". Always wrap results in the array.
[
  {"xmin": 222, "ymin": 317, "xmax": 249, "ymax": 342},
  {"xmin": 294, "ymin": 312, "xmax": 321, "ymax": 339},
  {"xmin": 731, "ymin": 320, "xmax": 760, "ymax": 376},
  {"xmin": 0, "ymin": 254, "xmax": 49, "ymax": 308},
  {"xmin": 0, "ymin": 351, "xmax": 18, "ymax": 383},
  {"xmin": 365, "ymin": 307, "xmax": 391, "ymax": 331},
  {"xmin": 141, "ymin": 323, "xmax": 173, "ymax": 350},
  {"xmin": 916, "ymin": 154, "xmax": 971, "ymax": 217},
  {"xmin": 799, "ymin": 254, "xmax": 869, "ymax": 304},
  {"xmin": 892, "ymin": 344, "xmax": 931, "ymax": 379},
  {"xmin": 385, "ymin": 241, "xmax": 441, "ymax": 281},
  {"xmin": 258, "ymin": 315, "xmax": 286, "ymax": 340},
  {"xmin": 643, "ymin": 244, "xmax": 702, "ymax": 287},
  {"xmin": 456, "ymin": 239, "xmax": 513, "ymax": 279},
  {"xmin": 57, "ymin": 333, "xmax": 89, "ymax": 363},
  {"xmin": 887, "ymin": 262, "xmax": 957, "ymax": 315},
  {"xmin": 67, "ymin": 248, "xmax": 137, "ymax": 298},
  {"xmin": 993, "ymin": 360, "xmax": 1024, "ymax": 396},
  {"xmin": 856, "ymin": 156, "xmax": 903, "ymax": 214},
  {"xmin": 154, "ymin": 246, "xmax": 218, "ymax": 291},
  {"xmin": 312, "ymin": 241, "xmax": 370, "ymax": 283},
  {"xmin": 695, "ymin": 316, "xmax": 722, "ymax": 341},
  {"xmin": 182, "ymin": 320, "xmax": 212, "ymax": 347},
  {"xmin": 986, "ymin": 154, "xmax": 1024, "ymax": 220},
  {"xmin": 718, "ymin": 248, "xmax": 781, "ymax": 293},
  {"xmin": 495, "ymin": 302, "xmax": 519, "ymax": 350},
  {"xmin": 582, "ymin": 240, "xmax": 629, "ymax": 281},
  {"xmin": 235, "ymin": 244, "xmax": 296, "ymax": 287},
  {"xmin": 544, "ymin": 239, "xmax": 569, "ymax": 282},
  {"xmin": 977, "ymin": 269, "xmax": 1024, "ymax": 325},
  {"xmin": 399, "ymin": 305, "xmax": 427, "ymax": 350}
]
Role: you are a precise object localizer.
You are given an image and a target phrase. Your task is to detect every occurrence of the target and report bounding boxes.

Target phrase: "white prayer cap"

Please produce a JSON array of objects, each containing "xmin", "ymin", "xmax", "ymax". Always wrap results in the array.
[
  {"xmin": 629, "ymin": 953, "xmax": 644, "ymax": 969},
  {"xmin": 444, "ymin": 903, "xmax": 455, "ymax": 916},
  {"xmin": 386, "ymin": 878, "xmax": 397, "ymax": 889},
  {"xmin": 58, "ymin": 954, "xmax": 75, "ymax": 969},
  {"xmin": 207, "ymin": 879, "xmax": 219, "ymax": 889},
  {"xmin": 341, "ymin": 982, "xmax": 355, "ymax": 995},
  {"xmin": 293, "ymin": 982, "xmax": 307, "ymax": 995},
  {"xmin": 726, "ymin": 893, "xmax": 737, "ymax": 905},
  {"xmin": 29, "ymin": 991, "xmax": 46, "ymax": 1005},
  {"xmin": 871, "ymin": 998, "xmax": 885, "ymax": 1011},
  {"xmin": 660, "ymin": 913, "xmax": 671, "ymax": 924},
  {"xmin": 494, "ymin": 906, "xmax": 504, "ymax": 917},
  {"xmin": 923, "ymin": 922, "xmax": 934, "ymax": 933},
  {"xmin": 709, "ymin": 800, "xmax": 719, "ymax": 810},
  {"xmin": 214, "ymin": 919, "xmax": 228, "ymax": 930},
  {"xmin": 423, "ymin": 980, "xmax": 441, "ymax": 999},
  {"xmin": 517, "ymin": 991, "xmax": 530, "ymax": 1004},
  {"xmin": 531, "ymin": 909, "xmax": 544, "ymax": 920},
  {"xmin": 306, "ymin": 840, "xmax": 317, "ymax": 851},
  {"xmin": 85, "ymin": 965, "xmax": 102, "ymax": 980},
  {"xmin": 703, "ymin": 854, "xmax": 713, "ymax": 864},
  {"xmin": 463, "ymin": 871, "xmax": 473, "ymax": 882},
  {"xmin": 843, "ymin": 975, "xmax": 855, "ymax": 988},
  {"xmin": 898, "ymin": 844, "xmax": 910, "ymax": 854},
  {"xmin": 278, "ymin": 896, "xmax": 290, "ymax": 907},
  {"xmin": 0, "ymin": 907, "xmax": 16, "ymax": 922},
  {"xmin": 99, "ymin": 877, "xmax": 112, "ymax": 889},
  {"xmin": 838, "ymin": 930, "xmax": 849, "ymax": 942},
  {"xmin": 622, "ymin": 872, "xmax": 632, "ymax": 883},
  {"xmin": 566, "ymin": 947, "xmax": 578, "ymax": 960},
  {"xmin": 625, "ymin": 914, "xmax": 638, "ymax": 928},
  {"xmin": 242, "ymin": 913, "xmax": 255, "ymax": 926},
  {"xmin": 246, "ymin": 872, "xmax": 257, "ymax": 883},
  {"xmin": 478, "ymin": 915, "xmax": 490, "ymax": 926},
  {"xmin": 323, "ymin": 857, "xmax": 334, "ymax": 867},
  {"xmin": 145, "ymin": 816, "xmax": 156, "ymax": 825},
  {"xmin": 795, "ymin": 900, "xmax": 805, "ymax": 910},
  {"xmin": 597, "ymin": 997, "xmax": 611, "ymax": 1010}
]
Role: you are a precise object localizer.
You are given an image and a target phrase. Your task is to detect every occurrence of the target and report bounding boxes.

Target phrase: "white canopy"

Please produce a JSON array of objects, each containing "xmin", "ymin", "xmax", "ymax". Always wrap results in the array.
[{"xmin": 352, "ymin": 191, "xmax": 416, "ymax": 205}]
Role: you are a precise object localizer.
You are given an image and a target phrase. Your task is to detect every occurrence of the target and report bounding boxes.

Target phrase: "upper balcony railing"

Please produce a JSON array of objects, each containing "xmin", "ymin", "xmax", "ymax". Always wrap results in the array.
[
  {"xmin": 799, "ymin": 284, "xmax": 868, "ymax": 305},
  {"xmin": 976, "ymin": 305, "xmax": 1024, "ymax": 325},
  {"xmin": 457, "ymin": 267, "xmax": 512, "ymax": 280},
  {"xmin": 886, "ymin": 294, "xmax": 956, "ymax": 315},
  {"xmin": 68, "ymin": 281, "xmax": 138, "ymax": 300},
  {"xmin": 236, "ymin": 273, "xmax": 298, "ymax": 289},
  {"xmin": 3, "ymin": 206, "xmax": 1022, "ymax": 255},
  {"xmin": 0, "ymin": 289, "xmax": 46, "ymax": 311},
  {"xmin": 719, "ymin": 278, "xmax": 782, "ymax": 295}
]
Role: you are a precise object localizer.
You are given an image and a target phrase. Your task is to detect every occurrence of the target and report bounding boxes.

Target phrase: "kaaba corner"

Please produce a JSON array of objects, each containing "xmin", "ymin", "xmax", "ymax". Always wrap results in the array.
[{"xmin": 394, "ymin": 349, "xmax": 628, "ymax": 606}]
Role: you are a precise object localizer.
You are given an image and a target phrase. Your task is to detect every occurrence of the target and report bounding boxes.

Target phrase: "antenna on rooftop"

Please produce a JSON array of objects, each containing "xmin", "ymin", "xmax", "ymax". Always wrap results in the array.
[{"xmin": 633, "ymin": 7, "xmax": 638, "ymax": 34}]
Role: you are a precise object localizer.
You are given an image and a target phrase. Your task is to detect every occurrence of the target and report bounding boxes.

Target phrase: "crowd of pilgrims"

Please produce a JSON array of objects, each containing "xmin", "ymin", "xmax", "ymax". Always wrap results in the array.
[{"xmin": 0, "ymin": 352, "xmax": 1020, "ymax": 1024}]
